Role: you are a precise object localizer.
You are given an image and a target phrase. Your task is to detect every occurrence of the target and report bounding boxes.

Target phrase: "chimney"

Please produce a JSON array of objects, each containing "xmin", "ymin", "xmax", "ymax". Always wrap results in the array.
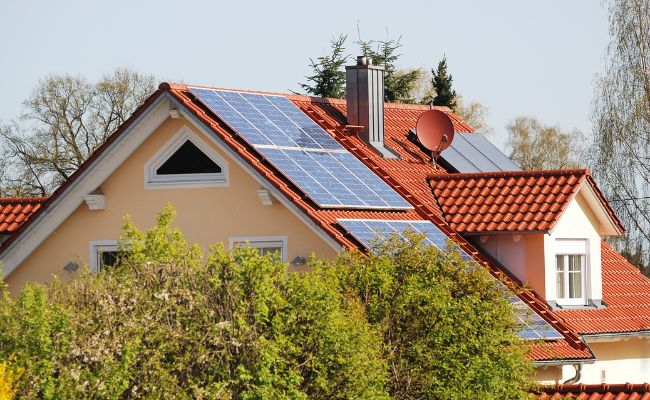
[{"xmin": 346, "ymin": 56, "xmax": 396, "ymax": 158}]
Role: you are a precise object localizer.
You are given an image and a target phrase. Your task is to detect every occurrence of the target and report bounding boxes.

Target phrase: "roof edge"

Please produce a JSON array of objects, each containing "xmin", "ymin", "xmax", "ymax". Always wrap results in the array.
[{"xmin": 427, "ymin": 168, "xmax": 591, "ymax": 182}]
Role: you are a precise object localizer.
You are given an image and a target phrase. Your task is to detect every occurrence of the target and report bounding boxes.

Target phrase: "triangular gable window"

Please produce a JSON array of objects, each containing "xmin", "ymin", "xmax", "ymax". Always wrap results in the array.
[
  {"xmin": 156, "ymin": 140, "xmax": 222, "ymax": 175},
  {"xmin": 145, "ymin": 127, "xmax": 229, "ymax": 188}
]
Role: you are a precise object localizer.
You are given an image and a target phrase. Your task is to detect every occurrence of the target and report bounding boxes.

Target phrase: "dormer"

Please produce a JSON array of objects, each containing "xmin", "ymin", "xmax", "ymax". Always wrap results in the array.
[{"xmin": 429, "ymin": 169, "xmax": 624, "ymax": 309}]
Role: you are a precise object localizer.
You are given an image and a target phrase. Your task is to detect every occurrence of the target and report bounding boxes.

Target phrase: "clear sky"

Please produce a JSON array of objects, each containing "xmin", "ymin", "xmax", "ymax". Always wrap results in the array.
[{"xmin": 0, "ymin": 0, "xmax": 609, "ymax": 150}]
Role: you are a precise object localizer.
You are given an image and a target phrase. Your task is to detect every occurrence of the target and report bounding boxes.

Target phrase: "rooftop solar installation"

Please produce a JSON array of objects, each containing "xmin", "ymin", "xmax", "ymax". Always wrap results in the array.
[
  {"xmin": 337, "ymin": 218, "xmax": 563, "ymax": 341},
  {"xmin": 337, "ymin": 219, "xmax": 470, "ymax": 260},
  {"xmin": 509, "ymin": 296, "xmax": 564, "ymax": 340},
  {"xmin": 190, "ymin": 88, "xmax": 412, "ymax": 210},
  {"xmin": 439, "ymin": 132, "xmax": 521, "ymax": 173}
]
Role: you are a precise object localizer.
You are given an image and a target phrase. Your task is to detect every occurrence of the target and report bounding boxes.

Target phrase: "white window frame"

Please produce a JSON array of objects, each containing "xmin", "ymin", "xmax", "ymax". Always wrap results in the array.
[
  {"xmin": 144, "ymin": 127, "xmax": 229, "ymax": 189},
  {"xmin": 554, "ymin": 239, "xmax": 588, "ymax": 306},
  {"xmin": 229, "ymin": 236, "xmax": 288, "ymax": 263},
  {"xmin": 88, "ymin": 240, "xmax": 120, "ymax": 273}
]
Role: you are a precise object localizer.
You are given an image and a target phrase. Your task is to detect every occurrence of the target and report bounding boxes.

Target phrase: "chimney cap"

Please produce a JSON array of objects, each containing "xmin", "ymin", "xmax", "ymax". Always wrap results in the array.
[{"xmin": 356, "ymin": 56, "xmax": 373, "ymax": 66}]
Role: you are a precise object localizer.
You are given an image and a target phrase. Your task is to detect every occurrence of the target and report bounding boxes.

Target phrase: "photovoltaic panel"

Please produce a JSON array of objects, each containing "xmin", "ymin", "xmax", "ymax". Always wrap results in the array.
[
  {"xmin": 508, "ymin": 296, "xmax": 564, "ymax": 340},
  {"xmin": 261, "ymin": 149, "xmax": 411, "ymax": 208},
  {"xmin": 439, "ymin": 132, "xmax": 521, "ymax": 173},
  {"xmin": 190, "ymin": 87, "xmax": 412, "ymax": 210},
  {"xmin": 190, "ymin": 88, "xmax": 343, "ymax": 150},
  {"xmin": 337, "ymin": 218, "xmax": 563, "ymax": 341},
  {"xmin": 337, "ymin": 219, "xmax": 471, "ymax": 260}
]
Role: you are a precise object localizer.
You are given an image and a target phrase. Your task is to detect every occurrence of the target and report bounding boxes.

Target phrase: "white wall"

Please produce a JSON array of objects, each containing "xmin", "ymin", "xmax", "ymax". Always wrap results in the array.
[
  {"xmin": 544, "ymin": 193, "xmax": 603, "ymax": 304},
  {"xmin": 476, "ymin": 234, "xmax": 526, "ymax": 281}
]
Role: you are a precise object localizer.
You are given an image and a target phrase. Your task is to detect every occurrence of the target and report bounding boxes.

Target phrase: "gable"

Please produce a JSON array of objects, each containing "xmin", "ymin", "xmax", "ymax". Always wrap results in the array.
[{"xmin": 3, "ymin": 100, "xmax": 339, "ymax": 287}]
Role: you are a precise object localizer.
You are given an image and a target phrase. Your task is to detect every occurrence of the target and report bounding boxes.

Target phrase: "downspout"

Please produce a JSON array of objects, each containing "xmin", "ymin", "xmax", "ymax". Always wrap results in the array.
[{"xmin": 563, "ymin": 363, "xmax": 582, "ymax": 384}]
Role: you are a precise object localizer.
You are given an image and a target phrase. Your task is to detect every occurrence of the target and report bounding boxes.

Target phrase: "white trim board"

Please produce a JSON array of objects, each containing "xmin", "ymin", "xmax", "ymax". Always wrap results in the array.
[{"xmin": 144, "ymin": 126, "xmax": 229, "ymax": 189}]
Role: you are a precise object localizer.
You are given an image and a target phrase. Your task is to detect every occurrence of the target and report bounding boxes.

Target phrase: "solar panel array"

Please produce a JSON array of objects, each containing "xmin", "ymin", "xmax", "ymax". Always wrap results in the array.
[
  {"xmin": 337, "ymin": 219, "xmax": 470, "ymax": 259},
  {"xmin": 190, "ymin": 87, "xmax": 412, "ymax": 210},
  {"xmin": 439, "ymin": 132, "xmax": 521, "ymax": 173},
  {"xmin": 337, "ymin": 218, "xmax": 563, "ymax": 341},
  {"xmin": 509, "ymin": 296, "xmax": 564, "ymax": 340}
]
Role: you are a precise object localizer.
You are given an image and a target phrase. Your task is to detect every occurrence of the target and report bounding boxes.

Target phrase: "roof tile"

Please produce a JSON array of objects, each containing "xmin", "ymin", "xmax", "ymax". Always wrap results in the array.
[{"xmin": 0, "ymin": 197, "xmax": 46, "ymax": 234}]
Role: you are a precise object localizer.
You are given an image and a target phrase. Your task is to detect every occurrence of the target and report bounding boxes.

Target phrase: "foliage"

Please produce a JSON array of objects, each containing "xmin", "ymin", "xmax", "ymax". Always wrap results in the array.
[
  {"xmin": 589, "ymin": 0, "xmax": 650, "ymax": 275},
  {"xmin": 328, "ymin": 233, "xmax": 534, "ymax": 400},
  {"xmin": 0, "ymin": 68, "xmax": 156, "ymax": 197},
  {"xmin": 430, "ymin": 57, "xmax": 458, "ymax": 111},
  {"xmin": 357, "ymin": 36, "xmax": 420, "ymax": 103},
  {"xmin": 454, "ymin": 95, "xmax": 493, "ymax": 135},
  {"xmin": 506, "ymin": 116, "xmax": 585, "ymax": 170},
  {"xmin": 0, "ymin": 205, "xmax": 388, "ymax": 399},
  {"xmin": 0, "ymin": 205, "xmax": 533, "ymax": 399},
  {"xmin": 0, "ymin": 362, "xmax": 19, "ymax": 400},
  {"xmin": 299, "ymin": 35, "xmax": 349, "ymax": 99}
]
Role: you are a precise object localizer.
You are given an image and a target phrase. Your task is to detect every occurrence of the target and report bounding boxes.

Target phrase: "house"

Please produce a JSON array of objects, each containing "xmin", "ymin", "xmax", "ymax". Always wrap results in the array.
[{"xmin": 1, "ymin": 57, "xmax": 649, "ymax": 387}]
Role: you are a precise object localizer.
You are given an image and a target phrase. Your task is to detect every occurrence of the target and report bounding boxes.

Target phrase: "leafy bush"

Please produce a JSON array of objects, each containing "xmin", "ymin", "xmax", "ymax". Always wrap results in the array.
[
  {"xmin": 0, "ymin": 205, "xmax": 533, "ymax": 399},
  {"xmin": 0, "ymin": 362, "xmax": 19, "ymax": 400},
  {"xmin": 329, "ymin": 234, "xmax": 535, "ymax": 399},
  {"xmin": 0, "ymin": 205, "xmax": 387, "ymax": 399}
]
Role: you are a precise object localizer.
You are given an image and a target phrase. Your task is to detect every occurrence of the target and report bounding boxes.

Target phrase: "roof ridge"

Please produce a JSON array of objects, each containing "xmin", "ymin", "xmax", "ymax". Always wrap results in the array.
[
  {"xmin": 427, "ymin": 168, "xmax": 591, "ymax": 181},
  {"xmin": 160, "ymin": 82, "xmax": 452, "ymax": 111}
]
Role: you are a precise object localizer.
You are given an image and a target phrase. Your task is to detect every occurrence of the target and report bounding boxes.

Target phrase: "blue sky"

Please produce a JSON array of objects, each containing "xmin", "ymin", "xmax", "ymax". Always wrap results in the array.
[{"xmin": 0, "ymin": 0, "xmax": 609, "ymax": 149}]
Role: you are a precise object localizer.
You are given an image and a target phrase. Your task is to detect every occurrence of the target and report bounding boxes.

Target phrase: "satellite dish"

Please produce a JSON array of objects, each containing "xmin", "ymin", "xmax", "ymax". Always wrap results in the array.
[{"xmin": 415, "ymin": 110, "xmax": 455, "ymax": 158}]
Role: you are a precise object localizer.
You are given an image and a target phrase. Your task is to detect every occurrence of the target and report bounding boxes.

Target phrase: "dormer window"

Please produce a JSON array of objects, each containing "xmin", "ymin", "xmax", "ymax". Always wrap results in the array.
[
  {"xmin": 145, "ymin": 127, "xmax": 229, "ymax": 189},
  {"xmin": 555, "ymin": 240, "xmax": 588, "ymax": 306}
]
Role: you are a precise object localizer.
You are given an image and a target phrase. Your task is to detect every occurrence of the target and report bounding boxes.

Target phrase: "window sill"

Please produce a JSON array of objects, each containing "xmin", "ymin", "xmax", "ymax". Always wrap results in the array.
[{"xmin": 548, "ymin": 299, "xmax": 608, "ymax": 310}]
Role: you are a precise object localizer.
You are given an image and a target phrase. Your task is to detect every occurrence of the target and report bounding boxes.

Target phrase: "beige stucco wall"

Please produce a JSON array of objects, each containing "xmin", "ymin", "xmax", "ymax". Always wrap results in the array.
[{"xmin": 6, "ymin": 118, "xmax": 338, "ymax": 290}]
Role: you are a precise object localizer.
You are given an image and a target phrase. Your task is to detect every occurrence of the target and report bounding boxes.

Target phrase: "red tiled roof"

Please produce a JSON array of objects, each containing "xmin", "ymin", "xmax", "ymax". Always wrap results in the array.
[
  {"xmin": 0, "ymin": 83, "xmax": 599, "ymax": 361},
  {"xmin": 164, "ymin": 84, "xmax": 592, "ymax": 361},
  {"xmin": 536, "ymin": 383, "xmax": 650, "ymax": 399},
  {"xmin": 0, "ymin": 197, "xmax": 46, "ymax": 234},
  {"xmin": 554, "ymin": 241, "xmax": 650, "ymax": 335},
  {"xmin": 429, "ymin": 169, "xmax": 624, "ymax": 234}
]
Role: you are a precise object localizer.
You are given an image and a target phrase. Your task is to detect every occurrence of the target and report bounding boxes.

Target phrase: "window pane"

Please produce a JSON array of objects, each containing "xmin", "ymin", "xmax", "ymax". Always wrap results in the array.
[
  {"xmin": 100, "ymin": 251, "xmax": 122, "ymax": 270},
  {"xmin": 568, "ymin": 255, "xmax": 583, "ymax": 299},
  {"xmin": 157, "ymin": 140, "xmax": 221, "ymax": 175},
  {"xmin": 556, "ymin": 255, "xmax": 565, "ymax": 299},
  {"xmin": 260, "ymin": 247, "xmax": 282, "ymax": 258}
]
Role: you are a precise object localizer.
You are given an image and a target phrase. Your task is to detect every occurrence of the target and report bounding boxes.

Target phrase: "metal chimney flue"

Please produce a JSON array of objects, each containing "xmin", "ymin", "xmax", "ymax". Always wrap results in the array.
[{"xmin": 346, "ymin": 56, "xmax": 396, "ymax": 158}]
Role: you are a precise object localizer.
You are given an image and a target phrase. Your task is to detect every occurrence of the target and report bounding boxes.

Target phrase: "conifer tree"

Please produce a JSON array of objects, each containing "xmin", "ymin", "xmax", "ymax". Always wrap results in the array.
[
  {"xmin": 299, "ymin": 35, "xmax": 349, "ymax": 99},
  {"xmin": 357, "ymin": 36, "xmax": 419, "ymax": 103},
  {"xmin": 430, "ymin": 57, "xmax": 458, "ymax": 110}
]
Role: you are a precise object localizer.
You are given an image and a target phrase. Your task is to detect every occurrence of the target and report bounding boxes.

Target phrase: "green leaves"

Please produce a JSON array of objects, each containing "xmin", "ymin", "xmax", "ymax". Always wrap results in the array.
[
  {"xmin": 0, "ymin": 208, "xmax": 533, "ymax": 399},
  {"xmin": 333, "ymin": 232, "xmax": 534, "ymax": 400}
]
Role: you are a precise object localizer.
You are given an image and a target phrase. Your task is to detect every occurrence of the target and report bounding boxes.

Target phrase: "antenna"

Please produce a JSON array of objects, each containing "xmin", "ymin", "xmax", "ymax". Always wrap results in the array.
[{"xmin": 415, "ymin": 109, "xmax": 455, "ymax": 163}]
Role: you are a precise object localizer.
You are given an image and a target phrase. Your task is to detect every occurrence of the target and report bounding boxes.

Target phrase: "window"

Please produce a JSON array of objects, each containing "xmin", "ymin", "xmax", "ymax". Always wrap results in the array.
[
  {"xmin": 89, "ymin": 240, "xmax": 128, "ymax": 272},
  {"xmin": 555, "ymin": 240, "xmax": 588, "ymax": 305},
  {"xmin": 229, "ymin": 236, "xmax": 287, "ymax": 263},
  {"xmin": 145, "ymin": 127, "xmax": 228, "ymax": 188}
]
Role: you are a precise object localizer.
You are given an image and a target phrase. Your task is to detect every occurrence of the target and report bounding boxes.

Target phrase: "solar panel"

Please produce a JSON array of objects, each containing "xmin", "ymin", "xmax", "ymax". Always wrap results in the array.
[
  {"xmin": 337, "ymin": 218, "xmax": 562, "ymax": 341},
  {"xmin": 508, "ymin": 296, "xmax": 564, "ymax": 340},
  {"xmin": 337, "ymin": 219, "xmax": 470, "ymax": 260},
  {"xmin": 439, "ymin": 132, "xmax": 521, "ymax": 173},
  {"xmin": 190, "ymin": 88, "xmax": 343, "ymax": 150},
  {"xmin": 190, "ymin": 88, "xmax": 412, "ymax": 210}
]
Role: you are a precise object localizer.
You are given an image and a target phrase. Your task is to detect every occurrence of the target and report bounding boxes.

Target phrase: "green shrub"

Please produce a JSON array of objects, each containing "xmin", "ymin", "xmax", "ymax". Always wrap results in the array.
[
  {"xmin": 0, "ymin": 205, "xmax": 388, "ymax": 399},
  {"xmin": 0, "ymin": 205, "xmax": 534, "ymax": 399},
  {"xmin": 329, "ymin": 233, "xmax": 535, "ymax": 399}
]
